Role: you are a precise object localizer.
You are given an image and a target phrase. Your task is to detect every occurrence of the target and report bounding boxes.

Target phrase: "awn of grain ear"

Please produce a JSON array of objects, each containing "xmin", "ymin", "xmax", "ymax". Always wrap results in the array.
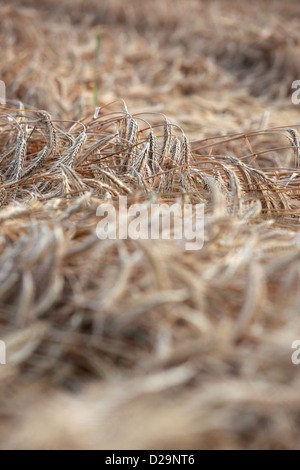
[
  {"xmin": 221, "ymin": 163, "xmax": 243, "ymax": 214},
  {"xmin": 61, "ymin": 131, "xmax": 87, "ymax": 168},
  {"xmin": 170, "ymin": 137, "xmax": 181, "ymax": 165},
  {"xmin": 148, "ymin": 129, "xmax": 158, "ymax": 174},
  {"xmin": 37, "ymin": 110, "xmax": 57, "ymax": 154},
  {"xmin": 119, "ymin": 102, "xmax": 129, "ymax": 142},
  {"xmin": 101, "ymin": 168, "xmax": 132, "ymax": 194},
  {"xmin": 160, "ymin": 118, "xmax": 172, "ymax": 165},
  {"xmin": 7, "ymin": 128, "xmax": 27, "ymax": 182},
  {"xmin": 286, "ymin": 128, "xmax": 300, "ymax": 169},
  {"xmin": 22, "ymin": 146, "xmax": 49, "ymax": 178},
  {"xmin": 132, "ymin": 142, "xmax": 149, "ymax": 174},
  {"xmin": 180, "ymin": 134, "xmax": 191, "ymax": 167},
  {"xmin": 160, "ymin": 137, "xmax": 181, "ymax": 191},
  {"xmin": 122, "ymin": 117, "xmax": 138, "ymax": 172},
  {"xmin": 60, "ymin": 164, "xmax": 87, "ymax": 194}
]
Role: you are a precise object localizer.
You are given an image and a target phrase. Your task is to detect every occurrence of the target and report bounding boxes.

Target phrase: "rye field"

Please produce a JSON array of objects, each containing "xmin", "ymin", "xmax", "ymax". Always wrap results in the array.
[{"xmin": 1, "ymin": 0, "xmax": 300, "ymax": 449}]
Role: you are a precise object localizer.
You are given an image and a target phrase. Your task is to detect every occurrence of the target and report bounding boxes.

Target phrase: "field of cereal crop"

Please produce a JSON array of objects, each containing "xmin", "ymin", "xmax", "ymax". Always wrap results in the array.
[{"xmin": 1, "ymin": 0, "xmax": 300, "ymax": 450}]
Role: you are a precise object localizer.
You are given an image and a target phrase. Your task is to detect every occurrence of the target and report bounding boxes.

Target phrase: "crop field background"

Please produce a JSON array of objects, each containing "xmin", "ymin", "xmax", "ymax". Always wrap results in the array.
[{"xmin": 1, "ymin": 0, "xmax": 300, "ymax": 449}]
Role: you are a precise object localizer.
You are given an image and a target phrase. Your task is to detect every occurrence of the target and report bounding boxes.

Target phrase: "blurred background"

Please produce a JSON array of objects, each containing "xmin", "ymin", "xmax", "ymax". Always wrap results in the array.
[{"xmin": 2, "ymin": 0, "xmax": 300, "ymax": 137}]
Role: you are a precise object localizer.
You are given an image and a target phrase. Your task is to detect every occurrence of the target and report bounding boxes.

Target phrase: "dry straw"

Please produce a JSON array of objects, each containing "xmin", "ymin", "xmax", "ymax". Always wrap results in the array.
[
  {"xmin": 1, "ymin": 99, "xmax": 300, "ymax": 450},
  {"xmin": 2, "ymin": 0, "xmax": 300, "ymax": 451}
]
